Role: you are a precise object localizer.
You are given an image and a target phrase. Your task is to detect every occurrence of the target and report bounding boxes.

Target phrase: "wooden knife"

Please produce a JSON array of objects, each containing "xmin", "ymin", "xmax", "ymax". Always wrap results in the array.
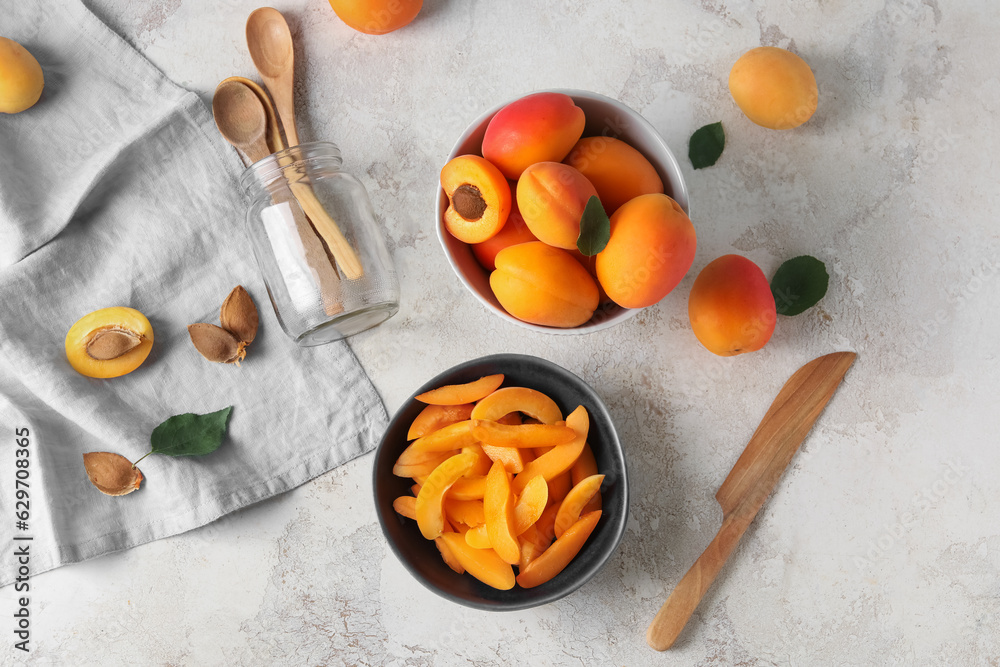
[{"xmin": 646, "ymin": 351, "xmax": 857, "ymax": 651}]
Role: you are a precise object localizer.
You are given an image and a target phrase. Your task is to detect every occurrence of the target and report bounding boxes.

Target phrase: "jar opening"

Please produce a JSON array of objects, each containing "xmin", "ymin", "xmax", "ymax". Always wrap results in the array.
[{"xmin": 240, "ymin": 141, "xmax": 344, "ymax": 193}]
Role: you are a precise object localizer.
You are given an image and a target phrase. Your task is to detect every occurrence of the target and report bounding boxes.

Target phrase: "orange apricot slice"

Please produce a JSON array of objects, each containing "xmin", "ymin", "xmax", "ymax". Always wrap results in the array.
[
  {"xmin": 415, "ymin": 374, "xmax": 505, "ymax": 405},
  {"xmin": 441, "ymin": 155, "xmax": 512, "ymax": 244},
  {"xmin": 465, "ymin": 523, "xmax": 492, "ymax": 549},
  {"xmin": 572, "ymin": 441, "xmax": 603, "ymax": 512},
  {"xmin": 435, "ymin": 536, "xmax": 466, "ymax": 574},
  {"xmin": 484, "ymin": 461, "xmax": 521, "ymax": 565},
  {"xmin": 553, "ymin": 474, "xmax": 605, "ymax": 538},
  {"xmin": 393, "ymin": 495, "xmax": 417, "ymax": 520},
  {"xmin": 408, "ymin": 420, "xmax": 479, "ymax": 453},
  {"xmin": 471, "ymin": 420, "xmax": 576, "ymax": 448},
  {"xmin": 415, "ymin": 452, "xmax": 477, "ymax": 539},
  {"xmin": 513, "ymin": 474, "xmax": 548, "ymax": 535},
  {"xmin": 438, "ymin": 533, "xmax": 516, "ymax": 590},
  {"xmin": 462, "ymin": 444, "xmax": 493, "ymax": 477},
  {"xmin": 392, "ymin": 453, "xmax": 455, "ymax": 479},
  {"xmin": 515, "ymin": 510, "xmax": 602, "ymax": 589},
  {"xmin": 65, "ymin": 307, "xmax": 154, "ymax": 379},
  {"xmin": 471, "ymin": 386, "xmax": 563, "ymax": 424},
  {"xmin": 546, "ymin": 470, "xmax": 572, "ymax": 506},
  {"xmin": 518, "ymin": 527, "xmax": 545, "ymax": 570},
  {"xmin": 447, "ymin": 475, "xmax": 487, "ymax": 500},
  {"xmin": 511, "ymin": 405, "xmax": 588, "ymax": 495},
  {"xmin": 445, "ymin": 498, "xmax": 486, "ymax": 527},
  {"xmin": 533, "ymin": 505, "xmax": 560, "ymax": 546},
  {"xmin": 407, "ymin": 403, "xmax": 474, "ymax": 440},
  {"xmin": 481, "ymin": 444, "xmax": 530, "ymax": 474}
]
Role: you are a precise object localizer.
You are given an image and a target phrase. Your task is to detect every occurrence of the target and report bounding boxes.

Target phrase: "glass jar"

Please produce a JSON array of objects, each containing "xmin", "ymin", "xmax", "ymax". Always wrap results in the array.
[{"xmin": 241, "ymin": 142, "xmax": 399, "ymax": 346}]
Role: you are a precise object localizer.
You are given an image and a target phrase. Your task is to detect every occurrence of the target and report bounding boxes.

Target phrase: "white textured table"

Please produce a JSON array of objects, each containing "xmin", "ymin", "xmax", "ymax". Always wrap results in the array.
[{"xmin": 12, "ymin": 1, "xmax": 1000, "ymax": 664}]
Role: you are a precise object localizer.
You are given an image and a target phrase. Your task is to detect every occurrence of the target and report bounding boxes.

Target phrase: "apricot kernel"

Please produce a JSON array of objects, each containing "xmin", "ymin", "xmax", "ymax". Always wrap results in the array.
[{"xmin": 452, "ymin": 184, "xmax": 487, "ymax": 221}]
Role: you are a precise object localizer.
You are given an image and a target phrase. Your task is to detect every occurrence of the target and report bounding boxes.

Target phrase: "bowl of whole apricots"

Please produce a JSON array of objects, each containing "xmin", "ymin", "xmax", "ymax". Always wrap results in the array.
[
  {"xmin": 373, "ymin": 354, "xmax": 629, "ymax": 610},
  {"xmin": 436, "ymin": 89, "xmax": 693, "ymax": 334}
]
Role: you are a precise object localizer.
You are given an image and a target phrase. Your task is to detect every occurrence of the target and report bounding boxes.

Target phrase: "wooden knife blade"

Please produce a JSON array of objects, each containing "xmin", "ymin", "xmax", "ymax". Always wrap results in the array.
[{"xmin": 646, "ymin": 351, "xmax": 857, "ymax": 651}]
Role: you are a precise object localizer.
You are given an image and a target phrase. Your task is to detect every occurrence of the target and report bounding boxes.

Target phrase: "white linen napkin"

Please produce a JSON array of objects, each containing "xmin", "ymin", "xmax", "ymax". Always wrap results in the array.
[{"xmin": 0, "ymin": 0, "xmax": 387, "ymax": 585}]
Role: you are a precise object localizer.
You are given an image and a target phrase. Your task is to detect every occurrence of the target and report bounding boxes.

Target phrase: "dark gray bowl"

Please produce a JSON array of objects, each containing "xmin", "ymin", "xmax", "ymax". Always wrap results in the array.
[{"xmin": 373, "ymin": 353, "xmax": 629, "ymax": 610}]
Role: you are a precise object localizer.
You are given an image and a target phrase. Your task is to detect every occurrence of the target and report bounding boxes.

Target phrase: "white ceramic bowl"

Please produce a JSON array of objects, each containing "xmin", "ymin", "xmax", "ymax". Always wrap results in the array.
[{"xmin": 435, "ymin": 89, "xmax": 690, "ymax": 335}]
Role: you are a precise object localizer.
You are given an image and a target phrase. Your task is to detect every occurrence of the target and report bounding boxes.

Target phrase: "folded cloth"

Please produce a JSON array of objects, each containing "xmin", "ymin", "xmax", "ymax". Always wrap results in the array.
[{"xmin": 0, "ymin": 0, "xmax": 387, "ymax": 586}]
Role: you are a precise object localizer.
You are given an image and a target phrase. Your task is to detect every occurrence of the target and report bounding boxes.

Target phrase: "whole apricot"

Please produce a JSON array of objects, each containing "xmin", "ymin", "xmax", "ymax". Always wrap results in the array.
[
  {"xmin": 564, "ymin": 136, "xmax": 663, "ymax": 214},
  {"xmin": 490, "ymin": 242, "xmax": 599, "ymax": 328},
  {"xmin": 729, "ymin": 46, "xmax": 817, "ymax": 130},
  {"xmin": 0, "ymin": 37, "xmax": 44, "ymax": 114},
  {"xmin": 482, "ymin": 92, "xmax": 586, "ymax": 180},
  {"xmin": 472, "ymin": 197, "xmax": 537, "ymax": 272},
  {"xmin": 595, "ymin": 194, "xmax": 696, "ymax": 309},
  {"xmin": 65, "ymin": 307, "xmax": 154, "ymax": 378},
  {"xmin": 328, "ymin": 0, "xmax": 422, "ymax": 35},
  {"xmin": 688, "ymin": 255, "xmax": 776, "ymax": 356},
  {"xmin": 516, "ymin": 162, "xmax": 598, "ymax": 250}
]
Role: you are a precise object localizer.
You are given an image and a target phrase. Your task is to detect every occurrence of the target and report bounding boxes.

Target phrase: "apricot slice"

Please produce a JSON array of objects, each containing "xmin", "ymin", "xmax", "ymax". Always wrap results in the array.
[
  {"xmin": 471, "ymin": 420, "xmax": 576, "ymax": 448},
  {"xmin": 554, "ymin": 474, "xmax": 604, "ymax": 538},
  {"xmin": 491, "ymin": 242, "xmax": 599, "ymax": 328},
  {"xmin": 512, "ymin": 405, "xmax": 588, "ymax": 495},
  {"xmin": 546, "ymin": 470, "xmax": 572, "ymax": 506},
  {"xmin": 484, "ymin": 461, "xmax": 521, "ymax": 565},
  {"xmin": 447, "ymin": 475, "xmax": 487, "ymax": 500},
  {"xmin": 438, "ymin": 533, "xmax": 516, "ymax": 590},
  {"xmin": 462, "ymin": 444, "xmax": 494, "ymax": 477},
  {"xmin": 407, "ymin": 403, "xmax": 474, "ymax": 440},
  {"xmin": 515, "ymin": 510, "xmax": 601, "ymax": 589},
  {"xmin": 482, "ymin": 92, "xmax": 586, "ymax": 180},
  {"xmin": 445, "ymin": 498, "xmax": 485, "ymax": 527},
  {"xmin": 534, "ymin": 504, "xmax": 560, "ymax": 545},
  {"xmin": 518, "ymin": 525, "xmax": 546, "ymax": 570},
  {"xmin": 435, "ymin": 536, "xmax": 466, "ymax": 574},
  {"xmin": 465, "ymin": 524, "xmax": 492, "ymax": 549},
  {"xmin": 395, "ymin": 440, "xmax": 457, "ymax": 467},
  {"xmin": 393, "ymin": 495, "xmax": 417, "ymax": 520},
  {"xmin": 572, "ymin": 442, "xmax": 603, "ymax": 512},
  {"xmin": 408, "ymin": 420, "xmax": 479, "ymax": 453},
  {"xmin": 688, "ymin": 254, "xmax": 776, "ymax": 356},
  {"xmin": 392, "ymin": 452, "xmax": 455, "ymax": 479},
  {"xmin": 513, "ymin": 475, "xmax": 548, "ymax": 535},
  {"xmin": 65, "ymin": 307, "xmax": 154, "ymax": 379},
  {"xmin": 564, "ymin": 136, "xmax": 664, "ymax": 214},
  {"xmin": 480, "ymin": 444, "xmax": 530, "ymax": 474},
  {"xmin": 415, "ymin": 452, "xmax": 477, "ymax": 539},
  {"xmin": 471, "ymin": 387, "xmax": 563, "ymax": 424},
  {"xmin": 415, "ymin": 374, "xmax": 504, "ymax": 405},
  {"xmin": 441, "ymin": 155, "xmax": 511, "ymax": 244}
]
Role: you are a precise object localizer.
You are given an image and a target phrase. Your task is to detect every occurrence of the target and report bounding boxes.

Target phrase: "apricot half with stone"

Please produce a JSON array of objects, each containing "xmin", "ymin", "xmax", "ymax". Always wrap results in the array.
[
  {"xmin": 65, "ymin": 307, "xmax": 154, "ymax": 378},
  {"xmin": 441, "ymin": 154, "xmax": 511, "ymax": 244}
]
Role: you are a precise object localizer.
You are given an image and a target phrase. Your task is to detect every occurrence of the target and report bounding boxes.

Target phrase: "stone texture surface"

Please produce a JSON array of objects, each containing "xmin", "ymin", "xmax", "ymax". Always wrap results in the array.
[{"xmin": 7, "ymin": 0, "xmax": 1000, "ymax": 664}]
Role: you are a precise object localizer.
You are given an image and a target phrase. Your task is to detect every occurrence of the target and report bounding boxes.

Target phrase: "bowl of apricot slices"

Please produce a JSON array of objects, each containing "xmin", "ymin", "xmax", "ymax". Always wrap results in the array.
[
  {"xmin": 373, "ymin": 354, "xmax": 628, "ymax": 610},
  {"xmin": 436, "ymin": 89, "xmax": 693, "ymax": 334}
]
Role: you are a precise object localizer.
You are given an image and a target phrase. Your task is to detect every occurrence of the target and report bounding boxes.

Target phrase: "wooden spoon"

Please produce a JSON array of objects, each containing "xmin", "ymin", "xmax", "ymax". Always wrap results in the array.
[
  {"xmin": 212, "ymin": 80, "xmax": 343, "ymax": 316},
  {"xmin": 219, "ymin": 76, "xmax": 286, "ymax": 153},
  {"xmin": 245, "ymin": 7, "xmax": 300, "ymax": 147},
  {"xmin": 245, "ymin": 8, "xmax": 364, "ymax": 279},
  {"xmin": 212, "ymin": 79, "xmax": 270, "ymax": 163}
]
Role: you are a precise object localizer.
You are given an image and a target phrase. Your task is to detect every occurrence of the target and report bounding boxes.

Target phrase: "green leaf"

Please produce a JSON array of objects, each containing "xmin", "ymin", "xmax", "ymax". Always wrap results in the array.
[
  {"xmin": 689, "ymin": 122, "xmax": 725, "ymax": 169},
  {"xmin": 577, "ymin": 196, "xmax": 611, "ymax": 256},
  {"xmin": 150, "ymin": 406, "xmax": 233, "ymax": 457},
  {"xmin": 770, "ymin": 256, "xmax": 829, "ymax": 316}
]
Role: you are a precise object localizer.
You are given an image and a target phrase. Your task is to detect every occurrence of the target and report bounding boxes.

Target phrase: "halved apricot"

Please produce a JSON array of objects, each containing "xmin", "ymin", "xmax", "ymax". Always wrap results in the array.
[
  {"xmin": 441, "ymin": 155, "xmax": 511, "ymax": 243},
  {"xmin": 415, "ymin": 374, "xmax": 504, "ymax": 405},
  {"xmin": 65, "ymin": 307, "xmax": 154, "ymax": 379}
]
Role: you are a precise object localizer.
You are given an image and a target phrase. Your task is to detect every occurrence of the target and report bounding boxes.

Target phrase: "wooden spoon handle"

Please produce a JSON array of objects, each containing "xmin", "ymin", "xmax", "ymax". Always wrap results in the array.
[
  {"xmin": 646, "ymin": 514, "xmax": 749, "ymax": 650},
  {"xmin": 288, "ymin": 181, "xmax": 365, "ymax": 280}
]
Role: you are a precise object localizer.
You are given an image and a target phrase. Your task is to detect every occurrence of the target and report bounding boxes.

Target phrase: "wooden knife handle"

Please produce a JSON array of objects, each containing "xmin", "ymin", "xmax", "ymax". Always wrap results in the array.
[{"xmin": 646, "ymin": 513, "xmax": 750, "ymax": 650}]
